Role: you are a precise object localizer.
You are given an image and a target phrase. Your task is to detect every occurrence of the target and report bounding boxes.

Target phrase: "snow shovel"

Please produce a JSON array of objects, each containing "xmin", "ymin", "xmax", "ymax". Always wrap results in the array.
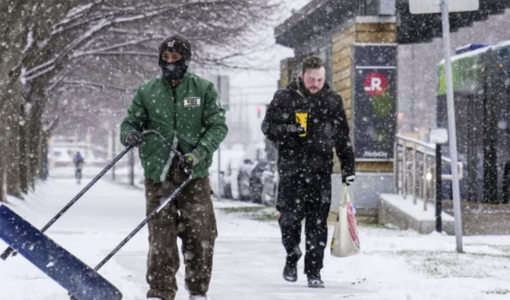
[
  {"xmin": 0, "ymin": 130, "xmax": 193, "ymax": 300},
  {"xmin": 0, "ymin": 204, "xmax": 123, "ymax": 300}
]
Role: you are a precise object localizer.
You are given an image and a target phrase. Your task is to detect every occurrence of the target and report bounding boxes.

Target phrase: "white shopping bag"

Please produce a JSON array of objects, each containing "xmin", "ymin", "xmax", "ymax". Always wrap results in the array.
[{"xmin": 331, "ymin": 187, "xmax": 360, "ymax": 257}]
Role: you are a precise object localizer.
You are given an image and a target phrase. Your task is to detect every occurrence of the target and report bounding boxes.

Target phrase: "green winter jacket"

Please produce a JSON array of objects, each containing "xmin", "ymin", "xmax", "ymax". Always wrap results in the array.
[{"xmin": 120, "ymin": 72, "xmax": 228, "ymax": 182}]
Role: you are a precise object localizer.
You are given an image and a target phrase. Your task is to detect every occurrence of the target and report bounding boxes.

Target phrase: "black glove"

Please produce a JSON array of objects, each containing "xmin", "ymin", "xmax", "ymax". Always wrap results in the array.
[
  {"xmin": 180, "ymin": 149, "xmax": 201, "ymax": 174},
  {"xmin": 287, "ymin": 124, "xmax": 306, "ymax": 135},
  {"xmin": 124, "ymin": 131, "xmax": 144, "ymax": 147},
  {"xmin": 342, "ymin": 175, "xmax": 355, "ymax": 186}
]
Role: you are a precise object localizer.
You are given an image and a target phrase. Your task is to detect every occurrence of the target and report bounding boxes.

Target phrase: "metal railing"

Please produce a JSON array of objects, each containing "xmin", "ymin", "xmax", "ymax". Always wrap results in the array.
[{"xmin": 394, "ymin": 134, "xmax": 463, "ymax": 211}]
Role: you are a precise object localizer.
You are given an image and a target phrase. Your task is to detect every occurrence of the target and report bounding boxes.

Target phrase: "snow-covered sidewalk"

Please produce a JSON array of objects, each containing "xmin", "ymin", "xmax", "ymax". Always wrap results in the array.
[{"xmin": 1, "ymin": 179, "xmax": 509, "ymax": 300}]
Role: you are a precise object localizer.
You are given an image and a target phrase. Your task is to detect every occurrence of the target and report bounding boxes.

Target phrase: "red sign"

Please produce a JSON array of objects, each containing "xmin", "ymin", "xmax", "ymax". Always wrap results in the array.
[{"xmin": 363, "ymin": 72, "xmax": 388, "ymax": 97}]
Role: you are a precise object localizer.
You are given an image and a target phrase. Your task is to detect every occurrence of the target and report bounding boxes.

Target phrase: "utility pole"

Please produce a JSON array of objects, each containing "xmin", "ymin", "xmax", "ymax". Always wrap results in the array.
[{"xmin": 440, "ymin": 0, "xmax": 464, "ymax": 252}]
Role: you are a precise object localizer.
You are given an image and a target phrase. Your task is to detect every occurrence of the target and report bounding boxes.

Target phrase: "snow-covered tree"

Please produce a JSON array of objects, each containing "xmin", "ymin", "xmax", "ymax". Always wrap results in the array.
[{"xmin": 0, "ymin": 0, "xmax": 284, "ymax": 200}]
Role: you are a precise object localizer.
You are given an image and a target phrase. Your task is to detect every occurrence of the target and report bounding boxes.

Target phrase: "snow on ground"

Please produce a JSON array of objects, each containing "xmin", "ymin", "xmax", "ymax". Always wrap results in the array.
[
  {"xmin": 48, "ymin": 165, "xmax": 146, "ymax": 188},
  {"xmin": 1, "ymin": 178, "xmax": 510, "ymax": 300}
]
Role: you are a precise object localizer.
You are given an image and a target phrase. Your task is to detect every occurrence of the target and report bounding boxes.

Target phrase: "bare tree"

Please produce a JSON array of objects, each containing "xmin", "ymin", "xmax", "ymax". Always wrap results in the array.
[{"xmin": 0, "ymin": 0, "xmax": 284, "ymax": 200}]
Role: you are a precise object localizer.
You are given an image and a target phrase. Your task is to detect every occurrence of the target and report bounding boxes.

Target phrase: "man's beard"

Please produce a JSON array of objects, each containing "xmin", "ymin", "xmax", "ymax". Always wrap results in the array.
[
  {"xmin": 307, "ymin": 87, "xmax": 320, "ymax": 94},
  {"xmin": 298, "ymin": 77, "xmax": 322, "ymax": 98},
  {"xmin": 304, "ymin": 86, "xmax": 322, "ymax": 97}
]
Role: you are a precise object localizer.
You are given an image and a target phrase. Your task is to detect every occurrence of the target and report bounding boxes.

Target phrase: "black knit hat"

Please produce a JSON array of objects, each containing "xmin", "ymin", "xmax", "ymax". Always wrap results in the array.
[{"xmin": 158, "ymin": 34, "xmax": 192, "ymax": 62}]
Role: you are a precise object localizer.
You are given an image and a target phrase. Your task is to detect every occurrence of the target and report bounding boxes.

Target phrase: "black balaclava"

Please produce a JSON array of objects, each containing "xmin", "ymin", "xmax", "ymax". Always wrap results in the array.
[{"xmin": 158, "ymin": 34, "xmax": 192, "ymax": 81}]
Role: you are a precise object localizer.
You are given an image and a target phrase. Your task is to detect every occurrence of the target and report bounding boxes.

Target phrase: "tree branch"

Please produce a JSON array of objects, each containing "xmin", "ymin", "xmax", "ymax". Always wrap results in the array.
[{"xmin": 62, "ymin": 80, "xmax": 136, "ymax": 92}]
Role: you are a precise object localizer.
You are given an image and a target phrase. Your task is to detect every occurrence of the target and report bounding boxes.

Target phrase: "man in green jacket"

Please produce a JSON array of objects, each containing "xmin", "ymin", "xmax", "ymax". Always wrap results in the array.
[{"xmin": 120, "ymin": 34, "xmax": 228, "ymax": 300}]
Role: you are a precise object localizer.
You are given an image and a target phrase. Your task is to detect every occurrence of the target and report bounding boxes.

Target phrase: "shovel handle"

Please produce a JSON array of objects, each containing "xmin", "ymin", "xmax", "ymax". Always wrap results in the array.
[
  {"xmin": 142, "ymin": 130, "xmax": 193, "ymax": 173},
  {"xmin": 0, "ymin": 145, "xmax": 134, "ymax": 261},
  {"xmin": 142, "ymin": 130, "xmax": 184, "ymax": 159},
  {"xmin": 92, "ymin": 175, "xmax": 192, "ymax": 272}
]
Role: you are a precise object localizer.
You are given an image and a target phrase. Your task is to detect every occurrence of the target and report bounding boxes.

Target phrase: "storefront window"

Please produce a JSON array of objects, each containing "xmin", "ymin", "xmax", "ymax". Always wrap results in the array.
[{"xmin": 357, "ymin": 0, "xmax": 378, "ymax": 16}]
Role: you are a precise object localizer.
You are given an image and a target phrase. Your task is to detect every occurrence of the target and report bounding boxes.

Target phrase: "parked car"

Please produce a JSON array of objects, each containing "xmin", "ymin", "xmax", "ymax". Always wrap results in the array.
[
  {"xmin": 237, "ymin": 158, "xmax": 254, "ymax": 200},
  {"xmin": 221, "ymin": 141, "xmax": 279, "ymax": 203},
  {"xmin": 221, "ymin": 146, "xmax": 246, "ymax": 200},
  {"xmin": 209, "ymin": 144, "xmax": 250, "ymax": 200},
  {"xmin": 247, "ymin": 161, "xmax": 269, "ymax": 203},
  {"xmin": 236, "ymin": 142, "xmax": 268, "ymax": 202},
  {"xmin": 261, "ymin": 162, "xmax": 278, "ymax": 206}
]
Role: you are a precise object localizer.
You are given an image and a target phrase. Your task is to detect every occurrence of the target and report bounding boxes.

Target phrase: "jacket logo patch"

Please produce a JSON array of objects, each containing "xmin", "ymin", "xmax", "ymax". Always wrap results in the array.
[{"xmin": 184, "ymin": 97, "xmax": 201, "ymax": 108}]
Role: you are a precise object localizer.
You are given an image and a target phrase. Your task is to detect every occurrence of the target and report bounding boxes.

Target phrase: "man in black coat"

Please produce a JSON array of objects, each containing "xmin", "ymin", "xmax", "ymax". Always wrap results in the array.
[{"xmin": 262, "ymin": 56, "xmax": 355, "ymax": 288}]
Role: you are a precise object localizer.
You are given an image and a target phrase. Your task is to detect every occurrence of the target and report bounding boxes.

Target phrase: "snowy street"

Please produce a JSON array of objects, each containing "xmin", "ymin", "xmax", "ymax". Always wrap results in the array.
[
  {"xmin": 1, "ymin": 178, "xmax": 510, "ymax": 300},
  {"xmin": 4, "ymin": 0, "xmax": 510, "ymax": 299}
]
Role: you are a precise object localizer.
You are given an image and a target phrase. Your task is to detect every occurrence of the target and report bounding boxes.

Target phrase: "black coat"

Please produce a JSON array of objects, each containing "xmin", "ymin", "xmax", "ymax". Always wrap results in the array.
[{"xmin": 262, "ymin": 78, "xmax": 355, "ymax": 179}]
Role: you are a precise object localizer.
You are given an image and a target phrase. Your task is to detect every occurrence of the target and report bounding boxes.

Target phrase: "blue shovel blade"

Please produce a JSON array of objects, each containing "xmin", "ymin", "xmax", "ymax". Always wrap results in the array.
[{"xmin": 0, "ymin": 205, "xmax": 122, "ymax": 300}]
